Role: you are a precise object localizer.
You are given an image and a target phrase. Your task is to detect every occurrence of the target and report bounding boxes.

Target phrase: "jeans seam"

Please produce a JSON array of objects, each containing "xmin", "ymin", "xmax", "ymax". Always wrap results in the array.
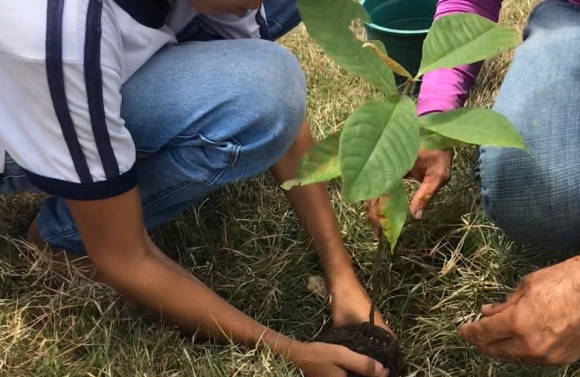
[
  {"xmin": 205, "ymin": 137, "xmax": 241, "ymax": 186},
  {"xmin": 141, "ymin": 180, "xmax": 192, "ymax": 208},
  {"xmin": 43, "ymin": 227, "xmax": 79, "ymax": 242}
]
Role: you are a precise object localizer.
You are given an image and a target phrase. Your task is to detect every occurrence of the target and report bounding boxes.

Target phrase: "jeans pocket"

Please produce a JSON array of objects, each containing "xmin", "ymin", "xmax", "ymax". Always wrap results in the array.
[{"xmin": 168, "ymin": 133, "xmax": 242, "ymax": 186}]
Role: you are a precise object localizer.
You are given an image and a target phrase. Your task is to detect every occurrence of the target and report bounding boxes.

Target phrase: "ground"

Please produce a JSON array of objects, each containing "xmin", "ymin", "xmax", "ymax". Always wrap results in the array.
[{"xmin": 1, "ymin": 0, "xmax": 576, "ymax": 376}]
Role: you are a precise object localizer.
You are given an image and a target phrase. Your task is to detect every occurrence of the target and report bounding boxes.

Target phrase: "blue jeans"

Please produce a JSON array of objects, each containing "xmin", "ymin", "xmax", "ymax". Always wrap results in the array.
[
  {"xmin": 0, "ymin": 1, "xmax": 305, "ymax": 254},
  {"xmin": 480, "ymin": 0, "xmax": 580, "ymax": 250}
]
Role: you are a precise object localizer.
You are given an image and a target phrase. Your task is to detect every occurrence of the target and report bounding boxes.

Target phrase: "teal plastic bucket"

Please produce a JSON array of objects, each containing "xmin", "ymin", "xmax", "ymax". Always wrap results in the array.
[{"xmin": 361, "ymin": 0, "xmax": 437, "ymax": 78}]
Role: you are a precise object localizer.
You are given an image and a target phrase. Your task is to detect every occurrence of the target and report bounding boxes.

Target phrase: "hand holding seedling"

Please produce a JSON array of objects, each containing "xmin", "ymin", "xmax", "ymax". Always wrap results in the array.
[
  {"xmin": 459, "ymin": 256, "xmax": 580, "ymax": 366},
  {"xmin": 285, "ymin": 0, "xmax": 526, "ymax": 373},
  {"xmin": 407, "ymin": 148, "xmax": 454, "ymax": 220},
  {"xmin": 291, "ymin": 342, "xmax": 390, "ymax": 377}
]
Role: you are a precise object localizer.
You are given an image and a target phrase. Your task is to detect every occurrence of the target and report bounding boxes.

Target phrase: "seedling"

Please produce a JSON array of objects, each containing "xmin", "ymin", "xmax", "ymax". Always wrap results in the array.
[{"xmin": 284, "ymin": 0, "xmax": 523, "ymax": 375}]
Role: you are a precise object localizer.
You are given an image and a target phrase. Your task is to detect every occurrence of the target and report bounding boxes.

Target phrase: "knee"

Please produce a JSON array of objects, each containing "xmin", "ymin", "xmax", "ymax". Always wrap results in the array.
[
  {"xmin": 480, "ymin": 147, "xmax": 580, "ymax": 250},
  {"xmin": 235, "ymin": 40, "xmax": 306, "ymax": 147}
]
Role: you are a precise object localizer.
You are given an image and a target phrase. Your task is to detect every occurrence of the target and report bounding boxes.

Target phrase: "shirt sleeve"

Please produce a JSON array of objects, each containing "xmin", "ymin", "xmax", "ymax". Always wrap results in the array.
[
  {"xmin": 417, "ymin": 0, "xmax": 504, "ymax": 115},
  {"xmin": 0, "ymin": 0, "xmax": 136, "ymax": 201}
]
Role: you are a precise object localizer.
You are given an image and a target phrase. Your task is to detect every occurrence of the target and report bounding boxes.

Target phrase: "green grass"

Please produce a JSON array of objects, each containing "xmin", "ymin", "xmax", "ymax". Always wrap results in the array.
[{"xmin": 1, "ymin": 0, "xmax": 578, "ymax": 376}]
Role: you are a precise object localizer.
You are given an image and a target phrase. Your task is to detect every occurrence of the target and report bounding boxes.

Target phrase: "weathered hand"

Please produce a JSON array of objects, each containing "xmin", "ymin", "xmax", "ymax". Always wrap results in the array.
[
  {"xmin": 291, "ymin": 342, "xmax": 390, "ymax": 377},
  {"xmin": 459, "ymin": 257, "xmax": 580, "ymax": 366},
  {"xmin": 407, "ymin": 149, "xmax": 454, "ymax": 220}
]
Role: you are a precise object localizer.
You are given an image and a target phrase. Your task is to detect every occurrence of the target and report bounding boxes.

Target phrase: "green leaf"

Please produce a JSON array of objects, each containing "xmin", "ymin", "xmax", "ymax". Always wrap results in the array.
[
  {"xmin": 419, "ymin": 108, "xmax": 525, "ymax": 148},
  {"xmin": 297, "ymin": 0, "xmax": 396, "ymax": 94},
  {"xmin": 420, "ymin": 131, "xmax": 464, "ymax": 150},
  {"xmin": 340, "ymin": 96, "xmax": 420, "ymax": 203},
  {"xmin": 417, "ymin": 13, "xmax": 520, "ymax": 77},
  {"xmin": 281, "ymin": 131, "xmax": 341, "ymax": 190},
  {"xmin": 362, "ymin": 41, "xmax": 413, "ymax": 79},
  {"xmin": 379, "ymin": 180, "xmax": 408, "ymax": 249}
]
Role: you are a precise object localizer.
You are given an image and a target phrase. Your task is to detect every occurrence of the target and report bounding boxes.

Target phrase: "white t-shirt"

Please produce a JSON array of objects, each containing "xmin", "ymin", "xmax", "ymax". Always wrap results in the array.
[{"xmin": 0, "ymin": 0, "xmax": 269, "ymax": 200}]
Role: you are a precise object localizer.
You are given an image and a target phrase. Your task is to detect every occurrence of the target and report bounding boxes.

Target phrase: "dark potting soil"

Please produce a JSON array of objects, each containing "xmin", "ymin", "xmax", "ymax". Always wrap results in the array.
[{"xmin": 317, "ymin": 323, "xmax": 401, "ymax": 377}]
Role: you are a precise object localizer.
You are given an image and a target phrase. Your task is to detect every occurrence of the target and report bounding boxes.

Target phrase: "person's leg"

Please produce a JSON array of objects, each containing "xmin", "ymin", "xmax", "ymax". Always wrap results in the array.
[
  {"xmin": 0, "ymin": 155, "xmax": 38, "ymax": 196},
  {"xmin": 479, "ymin": 0, "xmax": 580, "ymax": 250},
  {"xmin": 33, "ymin": 38, "xmax": 306, "ymax": 254}
]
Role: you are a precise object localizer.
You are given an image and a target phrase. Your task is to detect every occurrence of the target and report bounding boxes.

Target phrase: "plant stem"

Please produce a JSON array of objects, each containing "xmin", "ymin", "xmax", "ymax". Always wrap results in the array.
[{"xmin": 369, "ymin": 228, "xmax": 386, "ymax": 326}]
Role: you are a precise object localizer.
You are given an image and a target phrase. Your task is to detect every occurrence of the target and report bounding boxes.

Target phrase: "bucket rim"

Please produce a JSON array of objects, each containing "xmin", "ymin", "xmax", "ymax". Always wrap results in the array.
[{"xmin": 360, "ymin": 0, "xmax": 431, "ymax": 35}]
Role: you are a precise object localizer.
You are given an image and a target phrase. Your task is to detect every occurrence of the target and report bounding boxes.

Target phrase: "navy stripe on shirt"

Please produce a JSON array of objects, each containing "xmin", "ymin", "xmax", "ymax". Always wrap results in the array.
[
  {"xmin": 45, "ymin": 0, "xmax": 93, "ymax": 184},
  {"xmin": 113, "ymin": 0, "xmax": 170, "ymax": 29},
  {"xmin": 256, "ymin": 6, "xmax": 271, "ymax": 40},
  {"xmin": 85, "ymin": 0, "xmax": 120, "ymax": 180}
]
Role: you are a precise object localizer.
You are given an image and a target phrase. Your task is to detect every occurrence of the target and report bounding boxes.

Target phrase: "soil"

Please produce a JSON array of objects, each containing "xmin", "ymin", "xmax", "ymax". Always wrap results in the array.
[{"xmin": 317, "ymin": 323, "xmax": 401, "ymax": 377}]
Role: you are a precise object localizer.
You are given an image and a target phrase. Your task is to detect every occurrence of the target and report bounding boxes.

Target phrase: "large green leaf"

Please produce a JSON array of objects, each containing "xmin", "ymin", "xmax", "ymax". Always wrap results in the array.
[
  {"xmin": 297, "ymin": 0, "xmax": 396, "ymax": 94},
  {"xmin": 281, "ymin": 131, "xmax": 341, "ymax": 190},
  {"xmin": 417, "ymin": 13, "xmax": 520, "ymax": 78},
  {"xmin": 340, "ymin": 96, "xmax": 419, "ymax": 203},
  {"xmin": 380, "ymin": 180, "xmax": 408, "ymax": 249},
  {"xmin": 419, "ymin": 108, "xmax": 525, "ymax": 148},
  {"xmin": 366, "ymin": 180, "xmax": 408, "ymax": 250},
  {"xmin": 420, "ymin": 131, "xmax": 463, "ymax": 150}
]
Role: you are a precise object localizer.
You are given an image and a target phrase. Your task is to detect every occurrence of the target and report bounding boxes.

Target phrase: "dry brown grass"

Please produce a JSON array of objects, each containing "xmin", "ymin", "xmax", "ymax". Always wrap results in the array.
[{"xmin": 2, "ymin": 1, "xmax": 577, "ymax": 376}]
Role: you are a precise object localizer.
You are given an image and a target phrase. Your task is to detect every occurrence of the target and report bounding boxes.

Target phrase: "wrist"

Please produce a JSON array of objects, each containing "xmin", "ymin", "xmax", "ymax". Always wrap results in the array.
[{"xmin": 258, "ymin": 330, "xmax": 304, "ymax": 361}]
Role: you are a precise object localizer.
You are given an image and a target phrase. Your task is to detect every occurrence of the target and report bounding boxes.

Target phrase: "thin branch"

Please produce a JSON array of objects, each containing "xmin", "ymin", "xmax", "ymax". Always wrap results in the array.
[{"xmin": 369, "ymin": 227, "xmax": 386, "ymax": 325}]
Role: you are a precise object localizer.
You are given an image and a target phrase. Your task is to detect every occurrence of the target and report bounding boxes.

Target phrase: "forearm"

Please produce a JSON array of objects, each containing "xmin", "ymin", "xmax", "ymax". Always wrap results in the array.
[
  {"xmin": 271, "ymin": 122, "xmax": 355, "ymax": 281},
  {"xmin": 417, "ymin": 0, "xmax": 503, "ymax": 115},
  {"xmin": 66, "ymin": 191, "xmax": 300, "ymax": 360}
]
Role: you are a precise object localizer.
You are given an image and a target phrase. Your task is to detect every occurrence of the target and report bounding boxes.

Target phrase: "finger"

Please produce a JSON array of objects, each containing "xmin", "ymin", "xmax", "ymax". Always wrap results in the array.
[
  {"xmin": 335, "ymin": 346, "xmax": 388, "ymax": 377},
  {"xmin": 409, "ymin": 173, "xmax": 446, "ymax": 220},
  {"xmin": 459, "ymin": 308, "xmax": 519, "ymax": 345},
  {"xmin": 482, "ymin": 286, "xmax": 525, "ymax": 317}
]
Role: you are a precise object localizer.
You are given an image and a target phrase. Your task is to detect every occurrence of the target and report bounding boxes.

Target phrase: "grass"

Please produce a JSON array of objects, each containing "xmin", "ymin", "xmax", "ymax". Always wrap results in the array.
[{"xmin": 1, "ymin": 0, "xmax": 577, "ymax": 376}]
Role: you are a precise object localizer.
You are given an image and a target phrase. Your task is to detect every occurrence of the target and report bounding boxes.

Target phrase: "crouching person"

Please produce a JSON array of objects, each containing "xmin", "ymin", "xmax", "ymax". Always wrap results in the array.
[{"xmin": 0, "ymin": 0, "xmax": 391, "ymax": 376}]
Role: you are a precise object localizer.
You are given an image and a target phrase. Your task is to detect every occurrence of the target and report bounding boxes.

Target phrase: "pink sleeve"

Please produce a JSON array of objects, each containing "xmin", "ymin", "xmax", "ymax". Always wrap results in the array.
[{"xmin": 417, "ymin": 0, "xmax": 503, "ymax": 115}]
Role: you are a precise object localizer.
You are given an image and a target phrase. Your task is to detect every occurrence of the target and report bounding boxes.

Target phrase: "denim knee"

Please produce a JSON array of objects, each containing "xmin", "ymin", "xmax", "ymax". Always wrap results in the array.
[
  {"xmin": 226, "ymin": 40, "xmax": 306, "ymax": 161},
  {"xmin": 477, "ymin": 0, "xmax": 580, "ymax": 251},
  {"xmin": 480, "ymin": 147, "xmax": 580, "ymax": 250}
]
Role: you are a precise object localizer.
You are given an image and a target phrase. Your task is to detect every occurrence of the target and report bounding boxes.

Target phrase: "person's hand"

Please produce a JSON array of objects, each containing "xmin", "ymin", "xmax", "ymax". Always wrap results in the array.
[
  {"xmin": 291, "ymin": 341, "xmax": 390, "ymax": 377},
  {"xmin": 459, "ymin": 257, "xmax": 580, "ymax": 366},
  {"xmin": 328, "ymin": 272, "xmax": 395, "ymax": 337},
  {"xmin": 407, "ymin": 149, "xmax": 454, "ymax": 220}
]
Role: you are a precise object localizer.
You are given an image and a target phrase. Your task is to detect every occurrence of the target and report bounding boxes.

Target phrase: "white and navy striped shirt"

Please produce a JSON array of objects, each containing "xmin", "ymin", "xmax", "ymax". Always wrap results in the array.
[{"xmin": 0, "ymin": 0, "xmax": 269, "ymax": 200}]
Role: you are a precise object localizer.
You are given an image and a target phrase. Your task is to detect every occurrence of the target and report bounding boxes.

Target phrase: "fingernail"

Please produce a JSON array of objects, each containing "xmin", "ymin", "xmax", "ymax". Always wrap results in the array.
[
  {"xmin": 415, "ymin": 209, "xmax": 423, "ymax": 220},
  {"xmin": 481, "ymin": 304, "xmax": 493, "ymax": 312},
  {"xmin": 374, "ymin": 362, "xmax": 384, "ymax": 375}
]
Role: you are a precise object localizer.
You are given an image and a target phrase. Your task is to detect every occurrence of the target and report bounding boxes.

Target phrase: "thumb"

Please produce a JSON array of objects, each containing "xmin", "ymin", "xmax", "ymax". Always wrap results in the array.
[
  {"xmin": 482, "ymin": 286, "xmax": 525, "ymax": 317},
  {"xmin": 335, "ymin": 346, "xmax": 389, "ymax": 377},
  {"xmin": 409, "ymin": 173, "xmax": 445, "ymax": 220}
]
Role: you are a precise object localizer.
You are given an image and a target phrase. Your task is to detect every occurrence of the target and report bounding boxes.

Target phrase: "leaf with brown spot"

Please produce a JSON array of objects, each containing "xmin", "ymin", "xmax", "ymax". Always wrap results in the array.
[
  {"xmin": 363, "ymin": 41, "xmax": 413, "ymax": 79},
  {"xmin": 365, "ymin": 180, "xmax": 408, "ymax": 249}
]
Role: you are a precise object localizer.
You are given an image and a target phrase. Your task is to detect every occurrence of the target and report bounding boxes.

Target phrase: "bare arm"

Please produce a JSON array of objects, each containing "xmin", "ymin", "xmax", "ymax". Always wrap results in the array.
[
  {"xmin": 272, "ymin": 121, "xmax": 390, "ymax": 331},
  {"xmin": 66, "ymin": 188, "xmax": 295, "ymax": 353},
  {"xmin": 271, "ymin": 122, "xmax": 355, "ymax": 284},
  {"xmin": 65, "ymin": 187, "xmax": 388, "ymax": 377}
]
